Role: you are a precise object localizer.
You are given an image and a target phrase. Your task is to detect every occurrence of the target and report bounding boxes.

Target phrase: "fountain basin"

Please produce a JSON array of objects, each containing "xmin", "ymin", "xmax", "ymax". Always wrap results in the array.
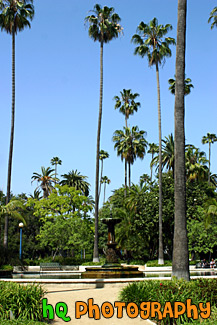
[{"xmin": 82, "ymin": 265, "xmax": 144, "ymax": 279}]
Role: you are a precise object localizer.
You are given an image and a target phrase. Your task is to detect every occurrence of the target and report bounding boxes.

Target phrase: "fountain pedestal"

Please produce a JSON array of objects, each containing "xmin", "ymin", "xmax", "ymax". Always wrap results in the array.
[{"xmin": 82, "ymin": 218, "xmax": 144, "ymax": 278}]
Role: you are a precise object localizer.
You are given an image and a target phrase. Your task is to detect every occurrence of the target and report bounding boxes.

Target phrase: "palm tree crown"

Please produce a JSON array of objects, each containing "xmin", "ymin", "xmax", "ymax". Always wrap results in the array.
[
  {"xmin": 208, "ymin": 7, "xmax": 217, "ymax": 29},
  {"xmin": 132, "ymin": 17, "xmax": 175, "ymax": 67},
  {"xmin": 60, "ymin": 170, "xmax": 90, "ymax": 197},
  {"xmin": 0, "ymin": 0, "xmax": 34, "ymax": 34},
  {"xmin": 113, "ymin": 126, "xmax": 147, "ymax": 187},
  {"xmin": 114, "ymin": 89, "xmax": 140, "ymax": 127},
  {"xmin": 168, "ymin": 76, "xmax": 194, "ymax": 96},
  {"xmin": 202, "ymin": 133, "xmax": 217, "ymax": 182},
  {"xmin": 85, "ymin": 4, "xmax": 122, "ymax": 44},
  {"xmin": 50, "ymin": 156, "xmax": 62, "ymax": 181},
  {"xmin": 31, "ymin": 167, "xmax": 55, "ymax": 198}
]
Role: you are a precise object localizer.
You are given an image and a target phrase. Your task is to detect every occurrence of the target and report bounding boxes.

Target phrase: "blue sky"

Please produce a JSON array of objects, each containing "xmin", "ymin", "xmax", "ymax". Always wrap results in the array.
[{"xmin": 0, "ymin": 0, "xmax": 216, "ymax": 207}]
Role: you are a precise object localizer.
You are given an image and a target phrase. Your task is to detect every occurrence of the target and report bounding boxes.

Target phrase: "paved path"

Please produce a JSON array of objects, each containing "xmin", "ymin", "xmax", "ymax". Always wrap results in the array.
[{"xmin": 44, "ymin": 283, "xmax": 155, "ymax": 325}]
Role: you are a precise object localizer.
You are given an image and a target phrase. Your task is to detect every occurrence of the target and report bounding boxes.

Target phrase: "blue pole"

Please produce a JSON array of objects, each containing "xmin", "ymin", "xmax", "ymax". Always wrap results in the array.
[{"xmin": 19, "ymin": 228, "xmax": 22, "ymax": 260}]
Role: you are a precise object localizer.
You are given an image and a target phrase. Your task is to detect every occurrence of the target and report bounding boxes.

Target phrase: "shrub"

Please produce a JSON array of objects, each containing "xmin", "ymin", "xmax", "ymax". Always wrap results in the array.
[
  {"xmin": 0, "ymin": 321, "xmax": 46, "ymax": 325},
  {"xmin": 119, "ymin": 278, "xmax": 217, "ymax": 324},
  {"xmin": 0, "ymin": 282, "xmax": 46, "ymax": 321},
  {"xmin": 146, "ymin": 260, "xmax": 173, "ymax": 267}
]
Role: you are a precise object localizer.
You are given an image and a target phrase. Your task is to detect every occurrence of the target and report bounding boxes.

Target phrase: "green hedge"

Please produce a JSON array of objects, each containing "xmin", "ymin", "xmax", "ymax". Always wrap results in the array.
[
  {"xmin": 0, "ymin": 321, "xmax": 46, "ymax": 325},
  {"xmin": 0, "ymin": 282, "xmax": 46, "ymax": 321},
  {"xmin": 119, "ymin": 278, "xmax": 217, "ymax": 324}
]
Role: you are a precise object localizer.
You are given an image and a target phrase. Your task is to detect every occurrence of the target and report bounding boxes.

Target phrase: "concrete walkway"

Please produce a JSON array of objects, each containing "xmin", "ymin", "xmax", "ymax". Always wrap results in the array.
[{"xmin": 44, "ymin": 282, "xmax": 155, "ymax": 325}]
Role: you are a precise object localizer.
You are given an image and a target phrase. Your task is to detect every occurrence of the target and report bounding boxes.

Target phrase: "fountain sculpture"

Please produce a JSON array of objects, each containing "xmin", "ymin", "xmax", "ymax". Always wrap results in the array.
[{"xmin": 83, "ymin": 218, "xmax": 144, "ymax": 278}]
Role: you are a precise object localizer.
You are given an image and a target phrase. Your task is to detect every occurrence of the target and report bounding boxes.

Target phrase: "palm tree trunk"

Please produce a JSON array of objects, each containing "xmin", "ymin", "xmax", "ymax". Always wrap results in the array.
[
  {"xmin": 172, "ymin": 0, "xmax": 190, "ymax": 281},
  {"xmin": 93, "ymin": 41, "xmax": 103, "ymax": 262},
  {"xmin": 124, "ymin": 159, "xmax": 127, "ymax": 196},
  {"xmin": 103, "ymin": 182, "xmax": 106, "ymax": 204},
  {"xmin": 4, "ymin": 29, "xmax": 15, "ymax": 249},
  {"xmin": 128, "ymin": 161, "xmax": 131, "ymax": 188},
  {"xmin": 208, "ymin": 142, "xmax": 211, "ymax": 183},
  {"xmin": 150, "ymin": 152, "xmax": 154, "ymax": 182},
  {"xmin": 156, "ymin": 62, "xmax": 164, "ymax": 265},
  {"xmin": 98, "ymin": 160, "xmax": 103, "ymax": 198}
]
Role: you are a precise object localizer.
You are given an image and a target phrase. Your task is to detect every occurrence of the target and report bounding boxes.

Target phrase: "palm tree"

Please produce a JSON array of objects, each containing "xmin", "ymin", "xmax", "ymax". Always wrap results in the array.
[
  {"xmin": 0, "ymin": 199, "xmax": 26, "ymax": 226},
  {"xmin": 85, "ymin": 4, "xmax": 122, "ymax": 262},
  {"xmin": 60, "ymin": 170, "xmax": 90, "ymax": 196},
  {"xmin": 151, "ymin": 134, "xmax": 175, "ymax": 177},
  {"xmin": 99, "ymin": 150, "xmax": 109, "ymax": 198},
  {"xmin": 208, "ymin": 7, "xmax": 217, "ymax": 29},
  {"xmin": 168, "ymin": 76, "xmax": 194, "ymax": 95},
  {"xmin": 202, "ymin": 133, "xmax": 217, "ymax": 183},
  {"xmin": 132, "ymin": 18, "xmax": 175, "ymax": 265},
  {"xmin": 0, "ymin": 0, "xmax": 34, "ymax": 249},
  {"xmin": 31, "ymin": 167, "xmax": 55, "ymax": 199},
  {"xmin": 113, "ymin": 126, "xmax": 147, "ymax": 188},
  {"xmin": 114, "ymin": 89, "xmax": 141, "ymax": 190},
  {"xmin": 172, "ymin": 0, "xmax": 190, "ymax": 280},
  {"xmin": 147, "ymin": 143, "xmax": 158, "ymax": 181},
  {"xmin": 50, "ymin": 156, "xmax": 62, "ymax": 183},
  {"xmin": 185, "ymin": 146, "xmax": 209, "ymax": 182},
  {"xmin": 100, "ymin": 176, "xmax": 111, "ymax": 204},
  {"xmin": 114, "ymin": 89, "xmax": 141, "ymax": 128}
]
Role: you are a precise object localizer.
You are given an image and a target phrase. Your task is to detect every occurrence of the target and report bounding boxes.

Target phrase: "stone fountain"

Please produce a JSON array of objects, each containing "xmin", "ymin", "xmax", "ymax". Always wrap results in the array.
[{"xmin": 82, "ymin": 218, "xmax": 144, "ymax": 278}]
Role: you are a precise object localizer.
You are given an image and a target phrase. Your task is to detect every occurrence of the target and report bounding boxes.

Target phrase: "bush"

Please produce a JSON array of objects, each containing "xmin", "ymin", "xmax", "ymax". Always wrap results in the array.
[
  {"xmin": 0, "ymin": 321, "xmax": 46, "ymax": 325},
  {"xmin": 146, "ymin": 260, "xmax": 173, "ymax": 267},
  {"xmin": 0, "ymin": 282, "xmax": 46, "ymax": 321},
  {"xmin": 119, "ymin": 278, "xmax": 217, "ymax": 324}
]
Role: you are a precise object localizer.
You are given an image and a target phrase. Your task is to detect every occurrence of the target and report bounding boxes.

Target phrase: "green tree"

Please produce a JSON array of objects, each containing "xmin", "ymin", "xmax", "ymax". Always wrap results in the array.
[
  {"xmin": 113, "ymin": 126, "xmax": 147, "ymax": 188},
  {"xmin": 60, "ymin": 170, "xmax": 90, "ymax": 197},
  {"xmin": 50, "ymin": 157, "xmax": 62, "ymax": 182},
  {"xmin": 31, "ymin": 167, "xmax": 55, "ymax": 199},
  {"xmin": 85, "ymin": 4, "xmax": 122, "ymax": 262},
  {"xmin": 0, "ymin": 0, "xmax": 34, "ymax": 249},
  {"xmin": 27, "ymin": 185, "xmax": 94, "ymax": 260},
  {"xmin": 172, "ymin": 0, "xmax": 190, "ymax": 280},
  {"xmin": 132, "ymin": 17, "xmax": 175, "ymax": 265},
  {"xmin": 168, "ymin": 76, "xmax": 194, "ymax": 95},
  {"xmin": 208, "ymin": 7, "xmax": 217, "ymax": 29},
  {"xmin": 202, "ymin": 133, "xmax": 217, "ymax": 183}
]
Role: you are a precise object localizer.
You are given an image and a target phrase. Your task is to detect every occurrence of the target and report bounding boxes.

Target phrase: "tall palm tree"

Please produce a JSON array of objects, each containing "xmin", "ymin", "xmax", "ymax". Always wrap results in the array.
[
  {"xmin": 31, "ymin": 167, "xmax": 55, "ymax": 199},
  {"xmin": 50, "ymin": 157, "xmax": 62, "ymax": 182},
  {"xmin": 202, "ymin": 133, "xmax": 217, "ymax": 183},
  {"xmin": 147, "ymin": 143, "xmax": 158, "ymax": 181},
  {"xmin": 100, "ymin": 176, "xmax": 111, "ymax": 204},
  {"xmin": 113, "ymin": 126, "xmax": 147, "ymax": 188},
  {"xmin": 114, "ymin": 89, "xmax": 141, "ymax": 128},
  {"xmin": 60, "ymin": 170, "xmax": 90, "ymax": 196},
  {"xmin": 99, "ymin": 150, "xmax": 109, "ymax": 198},
  {"xmin": 0, "ymin": 0, "xmax": 34, "ymax": 249},
  {"xmin": 85, "ymin": 4, "xmax": 122, "ymax": 262},
  {"xmin": 172, "ymin": 0, "xmax": 190, "ymax": 281},
  {"xmin": 132, "ymin": 18, "xmax": 175, "ymax": 265},
  {"xmin": 114, "ymin": 89, "xmax": 141, "ymax": 190},
  {"xmin": 168, "ymin": 76, "xmax": 194, "ymax": 95},
  {"xmin": 208, "ymin": 7, "xmax": 217, "ymax": 29}
]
